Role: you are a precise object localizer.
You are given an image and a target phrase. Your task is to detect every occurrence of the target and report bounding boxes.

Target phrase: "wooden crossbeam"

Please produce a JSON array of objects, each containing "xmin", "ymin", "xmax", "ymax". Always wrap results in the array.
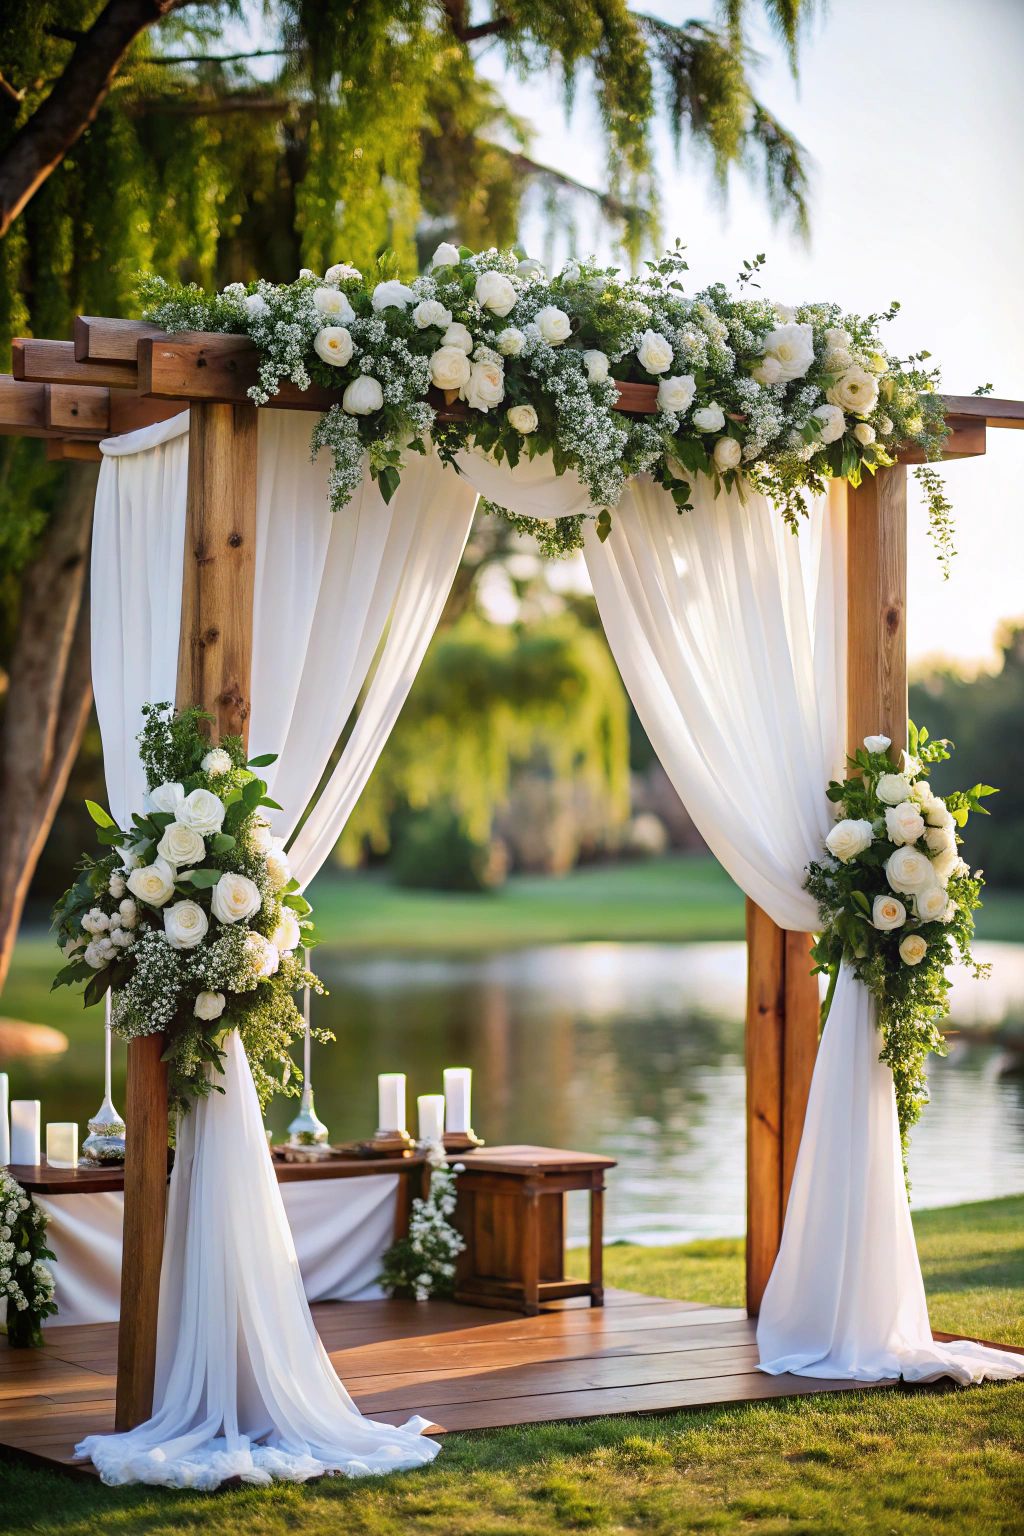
[
  {"xmin": 75, "ymin": 314, "xmax": 165, "ymax": 364},
  {"xmin": 13, "ymin": 338, "xmax": 137, "ymax": 390},
  {"xmin": 0, "ymin": 375, "xmax": 49, "ymax": 437},
  {"xmin": 46, "ymin": 438, "xmax": 104, "ymax": 462},
  {"xmin": 940, "ymin": 395, "xmax": 1024, "ymax": 430},
  {"xmin": 45, "ymin": 383, "xmax": 109, "ymax": 435},
  {"xmin": 138, "ymin": 335, "xmax": 336, "ymax": 410}
]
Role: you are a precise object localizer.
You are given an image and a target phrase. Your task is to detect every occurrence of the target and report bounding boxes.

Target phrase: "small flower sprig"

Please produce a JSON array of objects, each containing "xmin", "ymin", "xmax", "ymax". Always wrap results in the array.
[
  {"xmin": 1, "ymin": 1169, "xmax": 57, "ymax": 1348},
  {"xmin": 137, "ymin": 245, "xmax": 952, "ymax": 559},
  {"xmin": 378, "ymin": 1143, "xmax": 465, "ymax": 1301},
  {"xmin": 51, "ymin": 704, "xmax": 329, "ymax": 1112},
  {"xmin": 806, "ymin": 722, "xmax": 996, "ymax": 1173}
]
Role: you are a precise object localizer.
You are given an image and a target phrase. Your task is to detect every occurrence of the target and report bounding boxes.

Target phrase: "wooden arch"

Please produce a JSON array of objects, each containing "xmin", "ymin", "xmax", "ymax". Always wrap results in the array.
[{"xmin": 3, "ymin": 319, "xmax": 1021, "ymax": 1427}]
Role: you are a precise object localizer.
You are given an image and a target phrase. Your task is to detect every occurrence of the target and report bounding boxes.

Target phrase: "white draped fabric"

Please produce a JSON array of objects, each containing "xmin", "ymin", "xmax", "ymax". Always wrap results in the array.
[{"xmin": 79, "ymin": 418, "xmax": 477, "ymax": 1486}]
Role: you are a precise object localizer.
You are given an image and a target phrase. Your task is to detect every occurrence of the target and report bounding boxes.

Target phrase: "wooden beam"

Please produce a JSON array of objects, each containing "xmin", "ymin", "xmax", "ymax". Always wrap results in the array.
[
  {"xmin": 846, "ymin": 468, "xmax": 908, "ymax": 761},
  {"xmin": 745, "ymin": 898, "xmax": 785, "ymax": 1314},
  {"xmin": 45, "ymin": 438, "xmax": 103, "ymax": 462},
  {"xmin": 13, "ymin": 338, "xmax": 138, "ymax": 390},
  {"xmin": 138, "ymin": 335, "xmax": 336, "ymax": 411},
  {"xmin": 941, "ymin": 394, "xmax": 1024, "ymax": 430},
  {"xmin": 0, "ymin": 374, "xmax": 47, "ymax": 436},
  {"xmin": 75, "ymin": 314, "xmax": 166, "ymax": 364},
  {"xmin": 108, "ymin": 392, "xmax": 188, "ymax": 435},
  {"xmin": 115, "ymin": 1034, "xmax": 169, "ymax": 1432},
  {"xmin": 44, "ymin": 382, "xmax": 110, "ymax": 436}
]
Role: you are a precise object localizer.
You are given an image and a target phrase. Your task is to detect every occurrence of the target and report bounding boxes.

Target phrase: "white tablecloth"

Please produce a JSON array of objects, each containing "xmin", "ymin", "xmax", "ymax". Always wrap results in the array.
[{"xmin": 36, "ymin": 1175, "xmax": 400, "ymax": 1328}]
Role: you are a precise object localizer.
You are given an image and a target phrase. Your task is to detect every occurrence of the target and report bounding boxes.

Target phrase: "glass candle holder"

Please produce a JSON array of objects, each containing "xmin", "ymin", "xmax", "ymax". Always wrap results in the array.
[{"xmin": 46, "ymin": 1121, "xmax": 78, "ymax": 1169}]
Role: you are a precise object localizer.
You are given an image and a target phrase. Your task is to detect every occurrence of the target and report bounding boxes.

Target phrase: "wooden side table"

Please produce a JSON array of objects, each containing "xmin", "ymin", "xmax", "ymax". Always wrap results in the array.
[{"xmin": 451, "ymin": 1144, "xmax": 616, "ymax": 1316}]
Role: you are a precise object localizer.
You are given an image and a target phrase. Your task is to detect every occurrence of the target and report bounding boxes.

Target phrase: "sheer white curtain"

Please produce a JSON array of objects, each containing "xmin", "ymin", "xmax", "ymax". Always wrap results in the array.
[{"xmin": 79, "ymin": 413, "xmax": 477, "ymax": 1488}]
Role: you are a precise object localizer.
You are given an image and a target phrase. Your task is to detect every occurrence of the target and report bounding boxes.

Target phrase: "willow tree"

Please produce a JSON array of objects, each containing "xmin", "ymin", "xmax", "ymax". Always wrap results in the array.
[{"xmin": 0, "ymin": 0, "xmax": 813, "ymax": 987}]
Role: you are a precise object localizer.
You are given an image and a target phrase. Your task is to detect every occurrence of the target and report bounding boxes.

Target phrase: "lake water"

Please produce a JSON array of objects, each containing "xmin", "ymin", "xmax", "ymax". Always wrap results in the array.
[{"xmin": 9, "ymin": 942, "xmax": 1024, "ymax": 1246}]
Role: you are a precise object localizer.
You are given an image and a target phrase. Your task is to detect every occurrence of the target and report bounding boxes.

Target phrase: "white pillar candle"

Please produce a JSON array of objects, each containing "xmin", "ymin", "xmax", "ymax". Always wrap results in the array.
[
  {"xmin": 0, "ymin": 1074, "xmax": 9, "ymax": 1166},
  {"xmin": 417, "ymin": 1094, "xmax": 445, "ymax": 1144},
  {"xmin": 377, "ymin": 1073, "xmax": 406, "ymax": 1133},
  {"xmin": 10, "ymin": 1100, "xmax": 41, "ymax": 1165},
  {"xmin": 443, "ymin": 1068, "xmax": 472, "ymax": 1134},
  {"xmin": 46, "ymin": 1122, "xmax": 78, "ymax": 1169}
]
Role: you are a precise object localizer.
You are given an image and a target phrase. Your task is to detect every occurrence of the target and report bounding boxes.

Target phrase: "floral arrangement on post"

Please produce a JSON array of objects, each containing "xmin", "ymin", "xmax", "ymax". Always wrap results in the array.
[
  {"xmin": 138, "ymin": 243, "xmax": 954, "ymax": 565},
  {"xmin": 378, "ymin": 1145, "xmax": 465, "ymax": 1302},
  {"xmin": 51, "ymin": 704, "xmax": 328, "ymax": 1113},
  {"xmin": 1, "ymin": 1169, "xmax": 57, "ymax": 1347},
  {"xmin": 805, "ymin": 723, "xmax": 995, "ymax": 1169}
]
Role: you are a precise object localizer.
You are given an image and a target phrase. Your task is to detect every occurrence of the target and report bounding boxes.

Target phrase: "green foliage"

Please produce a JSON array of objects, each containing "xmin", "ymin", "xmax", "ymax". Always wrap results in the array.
[
  {"xmin": 378, "ymin": 1159, "xmax": 465, "ymax": 1300},
  {"xmin": 0, "ymin": 438, "xmax": 63, "ymax": 662},
  {"xmin": 0, "ymin": 1168, "xmax": 57, "ymax": 1347},
  {"xmin": 391, "ymin": 804, "xmax": 496, "ymax": 892}
]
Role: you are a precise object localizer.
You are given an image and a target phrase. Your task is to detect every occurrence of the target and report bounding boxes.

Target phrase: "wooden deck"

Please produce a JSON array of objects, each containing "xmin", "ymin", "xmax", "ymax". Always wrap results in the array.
[{"xmin": 0, "ymin": 1289, "xmax": 895, "ymax": 1473}]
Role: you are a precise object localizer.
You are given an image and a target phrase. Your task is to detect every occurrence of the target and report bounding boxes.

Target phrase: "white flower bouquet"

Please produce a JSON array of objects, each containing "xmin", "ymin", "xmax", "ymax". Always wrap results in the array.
[
  {"xmin": 137, "ymin": 244, "xmax": 953, "ymax": 562},
  {"xmin": 378, "ymin": 1146, "xmax": 465, "ymax": 1301},
  {"xmin": 52, "ymin": 704, "xmax": 328, "ymax": 1111},
  {"xmin": 0, "ymin": 1169, "xmax": 57, "ymax": 1347},
  {"xmin": 805, "ymin": 723, "xmax": 995, "ymax": 1168}
]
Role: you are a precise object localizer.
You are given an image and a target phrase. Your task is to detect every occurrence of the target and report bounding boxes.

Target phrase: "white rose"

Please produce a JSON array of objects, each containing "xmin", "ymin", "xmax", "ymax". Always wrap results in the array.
[
  {"xmin": 412, "ymin": 300, "xmax": 452, "ymax": 330},
  {"xmin": 930, "ymin": 843, "xmax": 959, "ymax": 885},
  {"xmin": 127, "ymin": 859, "xmax": 177, "ymax": 908},
  {"xmin": 914, "ymin": 885, "xmax": 950, "ymax": 923},
  {"xmin": 713, "ymin": 436, "xmax": 743, "ymax": 471},
  {"xmin": 825, "ymin": 818, "xmax": 874, "ymax": 862},
  {"xmin": 312, "ymin": 287, "xmax": 355, "ymax": 323},
  {"xmin": 299, "ymin": 268, "xmax": 317, "ymax": 279},
  {"xmin": 148, "ymin": 782, "xmax": 184, "ymax": 816},
  {"xmin": 324, "ymin": 263, "xmax": 361, "ymax": 284},
  {"xmin": 271, "ymin": 911, "xmax": 301, "ymax": 952},
  {"xmin": 314, "ymin": 327, "xmax": 354, "ymax": 368},
  {"xmin": 942, "ymin": 899, "xmax": 957, "ymax": 924},
  {"xmin": 431, "ymin": 242, "xmax": 461, "ymax": 267},
  {"xmin": 657, "ymin": 374, "xmax": 697, "ymax": 413},
  {"xmin": 342, "ymin": 376, "xmax": 384, "ymax": 415},
  {"xmin": 201, "ymin": 748, "xmax": 232, "ymax": 776},
  {"xmin": 108, "ymin": 872, "xmax": 126, "ymax": 899},
  {"xmin": 82, "ymin": 908, "xmax": 109, "ymax": 933},
  {"xmin": 636, "ymin": 328, "xmax": 673, "ymax": 373},
  {"xmin": 583, "ymin": 350, "xmax": 610, "ymax": 383},
  {"xmin": 110, "ymin": 927, "xmax": 132, "ymax": 947},
  {"xmin": 924, "ymin": 825, "xmax": 955, "ymax": 855},
  {"xmin": 825, "ymin": 327, "xmax": 851, "ymax": 349},
  {"xmin": 899, "ymin": 933, "xmax": 928, "ymax": 966},
  {"xmin": 246, "ymin": 931, "xmax": 280, "ymax": 978},
  {"xmin": 443, "ymin": 322, "xmax": 474, "ymax": 354},
  {"xmin": 878, "ymin": 417, "xmax": 894, "ymax": 436},
  {"xmin": 461, "ymin": 359, "xmax": 505, "ymax": 411},
  {"xmin": 371, "ymin": 280, "xmax": 416, "ymax": 311},
  {"xmin": 516, "ymin": 257, "xmax": 545, "ymax": 279},
  {"xmin": 536, "ymin": 306, "xmax": 572, "ymax": 345},
  {"xmin": 885, "ymin": 846, "xmax": 937, "ymax": 895},
  {"xmin": 876, "ymin": 773, "xmax": 913, "ymax": 805},
  {"xmin": 775, "ymin": 303, "xmax": 798, "ymax": 323},
  {"xmin": 474, "ymin": 271, "xmax": 517, "ymax": 317},
  {"xmin": 761, "ymin": 322, "xmax": 814, "ymax": 382},
  {"xmin": 813, "ymin": 404, "xmax": 846, "ymax": 443},
  {"xmin": 853, "ymin": 423, "xmax": 876, "ymax": 446},
  {"xmin": 884, "ymin": 802, "xmax": 925, "ymax": 847},
  {"xmin": 157, "ymin": 821, "xmax": 207, "ymax": 868},
  {"xmin": 864, "ymin": 735, "xmax": 891, "ymax": 754},
  {"xmin": 244, "ymin": 293, "xmax": 269, "ymax": 319},
  {"xmin": 265, "ymin": 839, "xmax": 291, "ymax": 890},
  {"xmin": 823, "ymin": 347, "xmax": 854, "ymax": 373},
  {"xmin": 872, "ymin": 894, "xmax": 906, "ymax": 931},
  {"xmin": 925, "ymin": 800, "xmax": 955, "ymax": 832},
  {"xmin": 429, "ymin": 345, "xmax": 472, "ymax": 391},
  {"xmin": 194, "ymin": 991, "xmax": 225, "ymax": 1021},
  {"xmin": 176, "ymin": 788, "xmax": 226, "ymax": 836},
  {"xmin": 751, "ymin": 355, "xmax": 784, "ymax": 385},
  {"xmin": 250, "ymin": 821, "xmax": 274, "ymax": 854},
  {"xmin": 211, "ymin": 871, "xmax": 262, "ymax": 925},
  {"xmin": 901, "ymin": 750, "xmax": 923, "ymax": 778},
  {"xmin": 164, "ymin": 900, "xmax": 209, "ymax": 951},
  {"xmin": 83, "ymin": 940, "xmax": 107, "ymax": 970},
  {"xmin": 692, "ymin": 404, "xmax": 726, "ymax": 433},
  {"xmin": 118, "ymin": 898, "xmax": 138, "ymax": 927},
  {"xmin": 827, "ymin": 366, "xmax": 880, "ymax": 416},
  {"xmin": 497, "ymin": 328, "xmax": 525, "ymax": 357},
  {"xmin": 910, "ymin": 780, "xmax": 935, "ymax": 807},
  {"xmin": 507, "ymin": 404, "xmax": 539, "ymax": 434}
]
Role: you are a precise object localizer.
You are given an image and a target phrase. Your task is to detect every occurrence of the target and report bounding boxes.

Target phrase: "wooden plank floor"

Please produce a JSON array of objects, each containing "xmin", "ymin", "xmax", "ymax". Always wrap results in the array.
[{"xmin": 0, "ymin": 1290, "xmax": 892, "ymax": 1472}]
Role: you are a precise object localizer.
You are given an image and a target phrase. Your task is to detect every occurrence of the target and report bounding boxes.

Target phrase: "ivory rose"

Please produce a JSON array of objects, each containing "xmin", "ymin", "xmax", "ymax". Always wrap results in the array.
[
  {"xmin": 176, "ymin": 788, "xmax": 226, "ymax": 835},
  {"xmin": 474, "ymin": 271, "xmax": 517, "ymax": 317},
  {"xmin": 507, "ymin": 404, "xmax": 538, "ymax": 434},
  {"xmin": 271, "ymin": 911, "xmax": 301, "ymax": 952},
  {"xmin": 827, "ymin": 366, "xmax": 880, "ymax": 416},
  {"xmin": 885, "ymin": 846, "xmax": 936, "ymax": 895},
  {"xmin": 314, "ymin": 327, "xmax": 354, "ymax": 367},
  {"xmin": 914, "ymin": 884, "xmax": 950, "ymax": 923},
  {"xmin": 148, "ymin": 781, "xmax": 184, "ymax": 816},
  {"xmin": 924, "ymin": 825, "xmax": 955, "ymax": 855},
  {"xmin": 824, "ymin": 818, "xmax": 874, "ymax": 862},
  {"xmin": 156, "ymin": 821, "xmax": 207, "ymax": 868},
  {"xmin": 342, "ymin": 376, "xmax": 383, "ymax": 415},
  {"xmin": 497, "ymin": 328, "xmax": 525, "ymax": 357},
  {"xmin": 692, "ymin": 404, "xmax": 725, "ymax": 433},
  {"xmin": 536, "ymin": 307, "xmax": 572, "ymax": 345},
  {"xmin": 899, "ymin": 933, "xmax": 928, "ymax": 966},
  {"xmin": 164, "ymin": 900, "xmax": 209, "ymax": 951},
  {"xmin": 813, "ymin": 404, "xmax": 846, "ymax": 443},
  {"xmin": 872, "ymin": 894, "xmax": 906, "ymax": 931},
  {"xmin": 760, "ymin": 322, "xmax": 814, "ymax": 382},
  {"xmin": 412, "ymin": 300, "xmax": 452, "ymax": 330},
  {"xmin": 201, "ymin": 748, "xmax": 232, "ymax": 776},
  {"xmin": 461, "ymin": 360, "xmax": 505, "ymax": 411},
  {"xmin": 442, "ymin": 322, "xmax": 474, "ymax": 354},
  {"xmin": 109, "ymin": 872, "xmax": 126, "ymax": 898},
  {"xmin": 429, "ymin": 345, "xmax": 472, "ymax": 392},
  {"xmin": 324, "ymin": 263, "xmax": 361, "ymax": 284},
  {"xmin": 583, "ymin": 350, "xmax": 610, "ymax": 383},
  {"xmin": 863, "ymin": 735, "xmax": 891, "ymax": 753},
  {"xmin": 370, "ymin": 280, "xmax": 415, "ymax": 311},
  {"xmin": 265, "ymin": 839, "xmax": 291, "ymax": 889},
  {"xmin": 431, "ymin": 242, "xmax": 461, "ymax": 267},
  {"xmin": 876, "ymin": 773, "xmax": 913, "ymax": 805},
  {"xmin": 312, "ymin": 287, "xmax": 355, "ymax": 323},
  {"xmin": 930, "ymin": 843, "xmax": 959, "ymax": 884},
  {"xmin": 211, "ymin": 871, "xmax": 262, "ymax": 924},
  {"xmin": 118, "ymin": 898, "xmax": 138, "ymax": 927},
  {"xmin": 853, "ymin": 422, "xmax": 876, "ymax": 446},
  {"xmin": 751, "ymin": 355, "xmax": 784, "ymax": 385},
  {"xmin": 194, "ymin": 991, "xmax": 225, "ymax": 1020},
  {"xmin": 925, "ymin": 800, "xmax": 955, "ymax": 831},
  {"xmin": 127, "ymin": 859, "xmax": 176, "ymax": 908},
  {"xmin": 636, "ymin": 329, "xmax": 673, "ymax": 373},
  {"xmin": 246, "ymin": 931, "xmax": 280, "ymax": 977},
  {"xmin": 516, "ymin": 257, "xmax": 545, "ymax": 279},
  {"xmin": 250, "ymin": 819, "xmax": 274, "ymax": 854},
  {"xmin": 824, "ymin": 327, "xmax": 851, "ymax": 349},
  {"xmin": 884, "ymin": 802, "xmax": 925, "ymax": 846},
  {"xmin": 713, "ymin": 436, "xmax": 742, "ymax": 471},
  {"xmin": 657, "ymin": 375, "xmax": 697, "ymax": 413}
]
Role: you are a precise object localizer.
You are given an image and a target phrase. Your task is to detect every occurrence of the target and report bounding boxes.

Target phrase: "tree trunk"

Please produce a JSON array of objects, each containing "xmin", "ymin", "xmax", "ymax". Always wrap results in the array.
[{"xmin": 0, "ymin": 462, "xmax": 98, "ymax": 994}]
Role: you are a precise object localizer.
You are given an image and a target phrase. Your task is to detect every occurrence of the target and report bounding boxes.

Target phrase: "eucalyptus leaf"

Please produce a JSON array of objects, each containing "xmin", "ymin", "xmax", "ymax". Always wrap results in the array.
[{"xmin": 85, "ymin": 799, "xmax": 116, "ymax": 829}]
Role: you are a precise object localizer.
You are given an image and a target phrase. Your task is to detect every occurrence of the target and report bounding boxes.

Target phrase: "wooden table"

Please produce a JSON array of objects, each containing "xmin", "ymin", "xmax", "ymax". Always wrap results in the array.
[{"xmin": 452, "ymin": 1145, "xmax": 616, "ymax": 1316}]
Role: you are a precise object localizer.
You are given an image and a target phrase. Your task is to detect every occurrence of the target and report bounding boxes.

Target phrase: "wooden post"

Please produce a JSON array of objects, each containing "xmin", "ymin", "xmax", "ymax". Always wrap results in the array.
[
  {"xmin": 115, "ymin": 399, "xmax": 259, "ymax": 1430},
  {"xmin": 846, "ymin": 467, "xmax": 908, "ymax": 759},
  {"xmin": 745, "ymin": 899, "xmax": 785, "ymax": 1312}
]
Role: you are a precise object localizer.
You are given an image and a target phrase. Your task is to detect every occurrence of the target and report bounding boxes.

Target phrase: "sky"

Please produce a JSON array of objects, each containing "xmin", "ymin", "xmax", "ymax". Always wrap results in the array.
[{"xmin": 475, "ymin": 0, "xmax": 1024, "ymax": 669}]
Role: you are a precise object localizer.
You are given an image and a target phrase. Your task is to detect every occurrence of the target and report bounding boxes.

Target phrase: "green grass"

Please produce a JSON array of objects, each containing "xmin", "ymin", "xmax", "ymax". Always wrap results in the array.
[{"xmin": 2, "ymin": 1196, "xmax": 1022, "ymax": 1533}]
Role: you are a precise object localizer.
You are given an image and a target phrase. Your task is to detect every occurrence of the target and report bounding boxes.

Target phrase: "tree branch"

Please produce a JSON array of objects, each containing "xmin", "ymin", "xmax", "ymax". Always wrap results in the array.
[
  {"xmin": 0, "ymin": 0, "xmax": 192, "ymax": 238},
  {"xmin": 439, "ymin": 0, "xmax": 514, "ymax": 45}
]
